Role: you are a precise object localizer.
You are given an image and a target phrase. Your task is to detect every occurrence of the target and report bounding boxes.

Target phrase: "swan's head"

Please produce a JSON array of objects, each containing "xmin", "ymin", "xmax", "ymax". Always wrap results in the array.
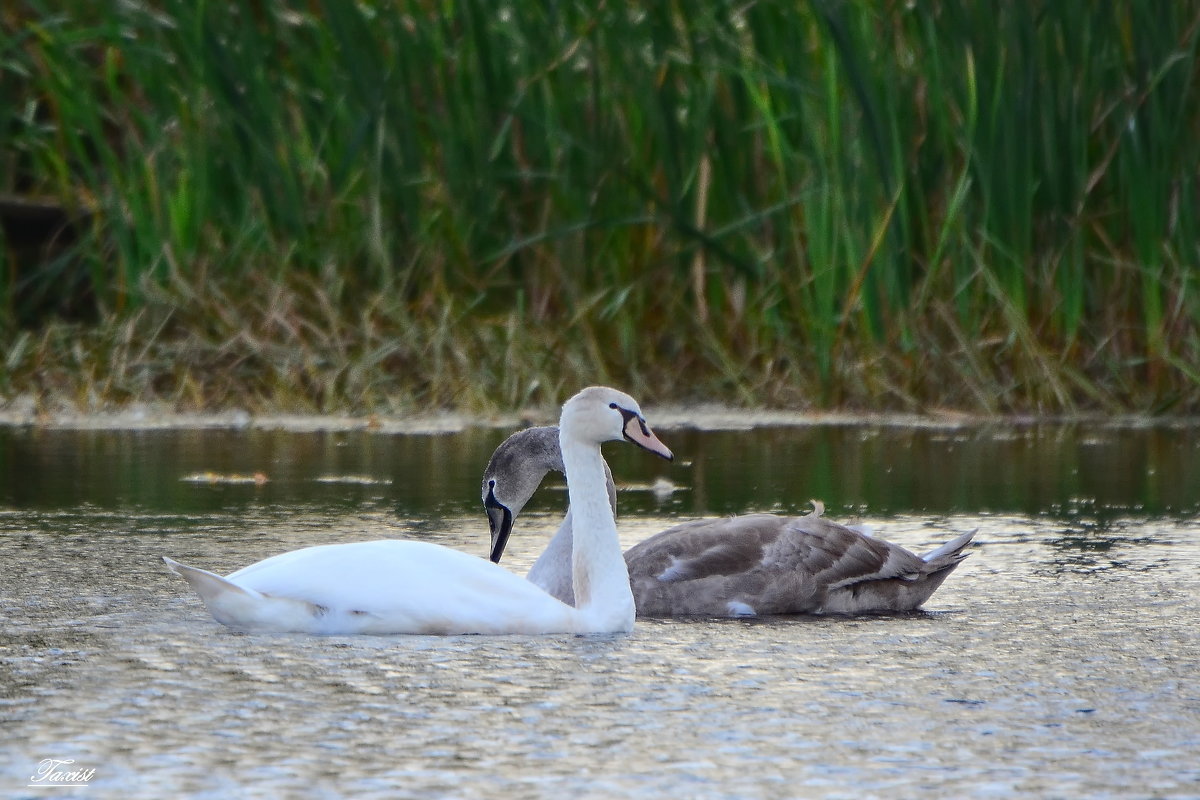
[
  {"xmin": 482, "ymin": 427, "xmax": 563, "ymax": 563},
  {"xmin": 482, "ymin": 425, "xmax": 624, "ymax": 564},
  {"xmin": 560, "ymin": 386, "xmax": 674, "ymax": 461}
]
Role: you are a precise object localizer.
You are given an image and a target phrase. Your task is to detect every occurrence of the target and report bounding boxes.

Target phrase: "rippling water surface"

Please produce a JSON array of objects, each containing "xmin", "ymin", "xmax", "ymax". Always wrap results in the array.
[{"xmin": 1, "ymin": 423, "xmax": 1198, "ymax": 798}]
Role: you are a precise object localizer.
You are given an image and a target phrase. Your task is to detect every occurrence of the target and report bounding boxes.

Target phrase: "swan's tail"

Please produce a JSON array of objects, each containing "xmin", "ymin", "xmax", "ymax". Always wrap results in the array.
[
  {"xmin": 876, "ymin": 530, "xmax": 976, "ymax": 609},
  {"xmin": 162, "ymin": 556, "xmax": 319, "ymax": 631},
  {"xmin": 920, "ymin": 530, "xmax": 976, "ymax": 571}
]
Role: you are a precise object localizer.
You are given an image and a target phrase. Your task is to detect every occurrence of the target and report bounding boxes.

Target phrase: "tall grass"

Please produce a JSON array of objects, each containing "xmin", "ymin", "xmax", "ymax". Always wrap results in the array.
[{"xmin": 2, "ymin": 1, "xmax": 1199, "ymax": 413}]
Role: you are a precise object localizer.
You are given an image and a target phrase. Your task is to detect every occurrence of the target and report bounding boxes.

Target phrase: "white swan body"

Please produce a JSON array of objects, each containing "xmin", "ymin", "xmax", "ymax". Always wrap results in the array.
[
  {"xmin": 163, "ymin": 541, "xmax": 578, "ymax": 634},
  {"xmin": 482, "ymin": 426, "xmax": 974, "ymax": 617},
  {"xmin": 165, "ymin": 387, "xmax": 672, "ymax": 635}
]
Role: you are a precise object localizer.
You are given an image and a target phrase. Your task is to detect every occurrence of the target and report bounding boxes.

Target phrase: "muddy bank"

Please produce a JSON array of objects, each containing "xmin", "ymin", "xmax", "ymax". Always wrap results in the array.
[{"xmin": 1, "ymin": 394, "xmax": 1190, "ymax": 433}]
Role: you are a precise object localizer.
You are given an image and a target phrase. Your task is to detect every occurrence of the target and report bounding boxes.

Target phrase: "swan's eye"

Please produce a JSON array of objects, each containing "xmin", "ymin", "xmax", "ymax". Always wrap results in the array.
[
  {"xmin": 488, "ymin": 479, "xmax": 496, "ymax": 489},
  {"xmin": 609, "ymin": 402, "xmax": 618, "ymax": 409}
]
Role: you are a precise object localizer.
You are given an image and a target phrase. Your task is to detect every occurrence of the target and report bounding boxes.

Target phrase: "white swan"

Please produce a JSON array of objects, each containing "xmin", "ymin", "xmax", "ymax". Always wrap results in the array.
[
  {"xmin": 163, "ymin": 387, "xmax": 673, "ymax": 635},
  {"xmin": 482, "ymin": 426, "xmax": 974, "ymax": 617}
]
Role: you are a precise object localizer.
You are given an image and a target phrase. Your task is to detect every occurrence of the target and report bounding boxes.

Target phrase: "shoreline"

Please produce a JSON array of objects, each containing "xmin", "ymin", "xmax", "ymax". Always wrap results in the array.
[{"xmin": 2, "ymin": 397, "xmax": 1195, "ymax": 433}]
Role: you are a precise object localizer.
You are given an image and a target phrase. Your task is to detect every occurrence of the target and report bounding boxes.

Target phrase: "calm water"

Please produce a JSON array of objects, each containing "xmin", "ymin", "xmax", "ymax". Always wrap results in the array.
[{"xmin": 1, "ymin": 422, "xmax": 1198, "ymax": 798}]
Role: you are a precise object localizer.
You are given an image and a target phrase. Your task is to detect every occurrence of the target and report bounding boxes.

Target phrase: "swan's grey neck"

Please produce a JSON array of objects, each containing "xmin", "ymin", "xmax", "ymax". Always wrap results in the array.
[{"xmin": 560, "ymin": 430, "xmax": 634, "ymax": 630}]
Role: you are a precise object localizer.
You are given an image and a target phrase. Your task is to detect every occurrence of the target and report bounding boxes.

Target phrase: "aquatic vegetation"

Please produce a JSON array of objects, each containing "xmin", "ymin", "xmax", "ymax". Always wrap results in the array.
[{"xmin": 3, "ymin": 1, "xmax": 1199, "ymax": 413}]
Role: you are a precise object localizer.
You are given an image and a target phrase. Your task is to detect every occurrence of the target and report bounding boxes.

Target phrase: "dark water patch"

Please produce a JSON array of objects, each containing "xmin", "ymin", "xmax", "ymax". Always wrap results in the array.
[{"xmin": 3, "ymin": 423, "xmax": 1199, "ymax": 518}]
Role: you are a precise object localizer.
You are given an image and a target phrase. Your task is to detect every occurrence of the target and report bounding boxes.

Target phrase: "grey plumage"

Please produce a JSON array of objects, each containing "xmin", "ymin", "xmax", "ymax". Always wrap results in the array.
[{"xmin": 623, "ymin": 504, "xmax": 973, "ymax": 616}]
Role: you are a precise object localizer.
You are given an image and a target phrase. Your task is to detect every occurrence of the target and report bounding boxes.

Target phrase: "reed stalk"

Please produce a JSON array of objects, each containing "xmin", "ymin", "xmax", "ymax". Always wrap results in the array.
[{"xmin": 2, "ymin": 1, "xmax": 1198, "ymax": 413}]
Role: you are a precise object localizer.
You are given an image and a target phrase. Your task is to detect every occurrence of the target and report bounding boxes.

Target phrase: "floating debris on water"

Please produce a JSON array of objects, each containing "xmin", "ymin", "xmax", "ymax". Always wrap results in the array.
[
  {"xmin": 313, "ymin": 475, "xmax": 393, "ymax": 485},
  {"xmin": 180, "ymin": 471, "xmax": 269, "ymax": 486}
]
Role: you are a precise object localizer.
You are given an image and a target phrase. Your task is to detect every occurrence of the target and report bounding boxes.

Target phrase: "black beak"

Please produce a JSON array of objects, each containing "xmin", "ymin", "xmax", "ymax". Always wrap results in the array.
[{"xmin": 485, "ymin": 483, "xmax": 513, "ymax": 563}]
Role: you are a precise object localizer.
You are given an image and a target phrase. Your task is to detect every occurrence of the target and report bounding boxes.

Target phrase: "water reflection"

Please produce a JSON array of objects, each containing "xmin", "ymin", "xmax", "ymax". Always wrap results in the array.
[{"xmin": 2, "ymin": 423, "xmax": 1198, "ymax": 519}]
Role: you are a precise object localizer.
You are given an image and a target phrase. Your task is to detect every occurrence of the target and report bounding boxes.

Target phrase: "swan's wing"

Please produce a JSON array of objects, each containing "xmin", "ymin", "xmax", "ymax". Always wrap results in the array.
[
  {"xmin": 625, "ymin": 513, "xmax": 924, "ymax": 583},
  {"xmin": 624, "ymin": 513, "xmax": 931, "ymax": 616},
  {"xmin": 226, "ymin": 540, "xmax": 576, "ymax": 634},
  {"xmin": 786, "ymin": 518, "xmax": 929, "ymax": 589},
  {"xmin": 625, "ymin": 515, "xmax": 780, "ymax": 582}
]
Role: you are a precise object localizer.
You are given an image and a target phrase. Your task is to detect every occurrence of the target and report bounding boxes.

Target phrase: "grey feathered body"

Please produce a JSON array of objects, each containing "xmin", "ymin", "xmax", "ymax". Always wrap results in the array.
[{"xmin": 624, "ymin": 507, "xmax": 972, "ymax": 617}]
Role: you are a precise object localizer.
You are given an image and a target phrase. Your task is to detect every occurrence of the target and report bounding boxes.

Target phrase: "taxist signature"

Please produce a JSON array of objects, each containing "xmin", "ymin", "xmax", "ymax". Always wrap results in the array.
[{"xmin": 29, "ymin": 758, "xmax": 96, "ymax": 787}]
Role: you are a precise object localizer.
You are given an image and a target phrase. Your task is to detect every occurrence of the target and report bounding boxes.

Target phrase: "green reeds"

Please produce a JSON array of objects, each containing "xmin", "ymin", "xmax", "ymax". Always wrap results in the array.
[{"xmin": 2, "ymin": 1, "xmax": 1199, "ymax": 413}]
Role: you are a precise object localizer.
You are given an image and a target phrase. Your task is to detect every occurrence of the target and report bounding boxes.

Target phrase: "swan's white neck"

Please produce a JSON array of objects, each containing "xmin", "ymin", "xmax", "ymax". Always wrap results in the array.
[
  {"xmin": 525, "ymin": 456, "xmax": 616, "ymax": 607},
  {"xmin": 560, "ymin": 430, "xmax": 634, "ymax": 631}
]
